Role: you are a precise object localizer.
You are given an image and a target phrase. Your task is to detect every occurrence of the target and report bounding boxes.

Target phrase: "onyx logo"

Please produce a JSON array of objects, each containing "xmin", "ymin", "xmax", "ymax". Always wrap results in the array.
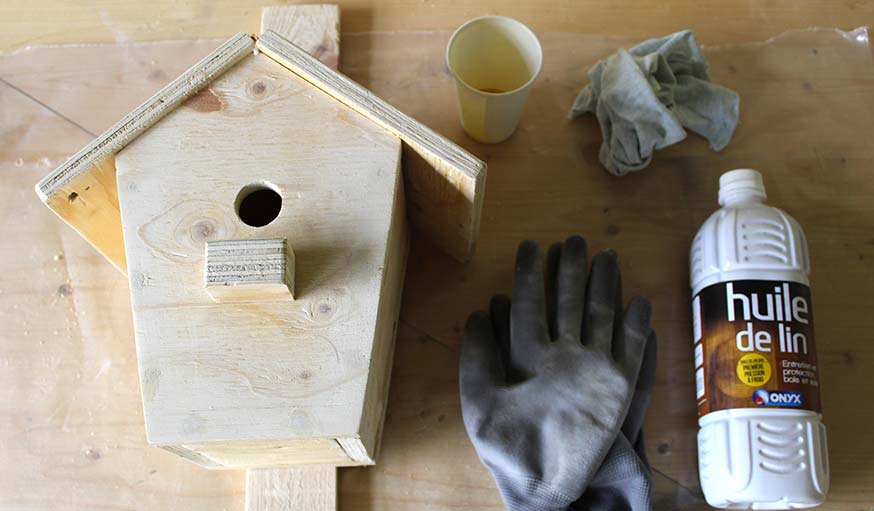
[{"xmin": 752, "ymin": 389, "xmax": 802, "ymax": 407}]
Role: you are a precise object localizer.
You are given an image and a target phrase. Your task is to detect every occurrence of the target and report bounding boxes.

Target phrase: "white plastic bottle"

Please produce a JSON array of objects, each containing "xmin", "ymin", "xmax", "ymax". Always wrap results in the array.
[{"xmin": 690, "ymin": 169, "xmax": 828, "ymax": 509}]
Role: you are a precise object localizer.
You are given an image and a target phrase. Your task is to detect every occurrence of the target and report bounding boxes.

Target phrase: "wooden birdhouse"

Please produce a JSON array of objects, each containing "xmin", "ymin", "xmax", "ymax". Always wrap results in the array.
[{"xmin": 34, "ymin": 13, "xmax": 485, "ymax": 475}]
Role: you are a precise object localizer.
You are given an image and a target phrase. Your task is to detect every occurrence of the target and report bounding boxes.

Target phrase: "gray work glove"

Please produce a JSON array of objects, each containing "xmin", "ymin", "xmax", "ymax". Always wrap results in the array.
[
  {"xmin": 460, "ymin": 237, "xmax": 654, "ymax": 511},
  {"xmin": 573, "ymin": 324, "xmax": 657, "ymax": 511}
]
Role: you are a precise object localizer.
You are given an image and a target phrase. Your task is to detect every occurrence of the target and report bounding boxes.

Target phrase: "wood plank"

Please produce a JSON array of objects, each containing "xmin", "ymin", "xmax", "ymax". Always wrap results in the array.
[
  {"xmin": 257, "ymin": 30, "xmax": 487, "ymax": 262},
  {"xmin": 261, "ymin": 4, "xmax": 340, "ymax": 70},
  {"xmin": 34, "ymin": 32, "xmax": 255, "ymax": 273},
  {"xmin": 115, "ymin": 52, "xmax": 404, "ymax": 466},
  {"xmin": 247, "ymin": 466, "xmax": 337, "ymax": 511}
]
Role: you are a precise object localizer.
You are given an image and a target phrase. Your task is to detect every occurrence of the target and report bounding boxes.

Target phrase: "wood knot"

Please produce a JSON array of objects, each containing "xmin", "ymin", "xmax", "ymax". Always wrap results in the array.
[
  {"xmin": 842, "ymin": 351, "xmax": 854, "ymax": 365},
  {"xmin": 250, "ymin": 81, "xmax": 267, "ymax": 96},
  {"xmin": 189, "ymin": 220, "xmax": 217, "ymax": 242},
  {"xmin": 311, "ymin": 297, "xmax": 337, "ymax": 322},
  {"xmin": 186, "ymin": 88, "xmax": 224, "ymax": 112}
]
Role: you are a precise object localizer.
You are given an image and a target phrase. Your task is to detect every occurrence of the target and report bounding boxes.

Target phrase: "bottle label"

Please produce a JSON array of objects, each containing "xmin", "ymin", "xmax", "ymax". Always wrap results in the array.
[{"xmin": 692, "ymin": 280, "xmax": 821, "ymax": 416}]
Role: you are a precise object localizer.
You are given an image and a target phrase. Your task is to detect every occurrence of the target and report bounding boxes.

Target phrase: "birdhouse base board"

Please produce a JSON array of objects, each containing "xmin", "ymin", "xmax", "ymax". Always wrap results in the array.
[{"xmin": 159, "ymin": 436, "xmax": 376, "ymax": 469}]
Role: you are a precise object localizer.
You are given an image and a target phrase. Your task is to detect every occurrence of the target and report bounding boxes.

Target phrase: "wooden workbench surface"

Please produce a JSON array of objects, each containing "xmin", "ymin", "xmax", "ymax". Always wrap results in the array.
[
  {"xmin": 2, "ymin": 2, "xmax": 873, "ymax": 510},
  {"xmin": 1, "ymin": 0, "xmax": 873, "ymax": 52}
]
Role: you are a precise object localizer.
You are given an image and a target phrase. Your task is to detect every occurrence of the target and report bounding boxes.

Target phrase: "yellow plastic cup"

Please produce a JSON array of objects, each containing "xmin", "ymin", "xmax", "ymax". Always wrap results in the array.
[{"xmin": 446, "ymin": 16, "xmax": 543, "ymax": 144}]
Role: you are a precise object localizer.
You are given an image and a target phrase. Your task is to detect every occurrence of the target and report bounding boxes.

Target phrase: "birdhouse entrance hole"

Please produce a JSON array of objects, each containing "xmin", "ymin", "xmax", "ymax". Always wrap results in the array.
[{"xmin": 235, "ymin": 182, "xmax": 282, "ymax": 227}]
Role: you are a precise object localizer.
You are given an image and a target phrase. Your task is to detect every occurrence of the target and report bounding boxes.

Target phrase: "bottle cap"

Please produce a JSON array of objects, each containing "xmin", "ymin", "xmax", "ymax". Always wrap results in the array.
[{"xmin": 719, "ymin": 169, "xmax": 767, "ymax": 206}]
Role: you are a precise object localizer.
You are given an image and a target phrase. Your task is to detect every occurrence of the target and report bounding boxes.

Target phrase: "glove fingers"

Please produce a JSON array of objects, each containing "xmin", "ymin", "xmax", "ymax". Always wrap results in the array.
[
  {"xmin": 635, "ymin": 330, "xmax": 658, "ymax": 391},
  {"xmin": 621, "ymin": 331, "xmax": 657, "ymax": 445},
  {"xmin": 582, "ymin": 250, "xmax": 620, "ymax": 353},
  {"xmin": 460, "ymin": 311, "xmax": 504, "ymax": 405},
  {"xmin": 613, "ymin": 297, "xmax": 652, "ymax": 384},
  {"xmin": 489, "ymin": 294, "xmax": 512, "ymax": 380},
  {"xmin": 510, "ymin": 240, "xmax": 550, "ymax": 374},
  {"xmin": 546, "ymin": 242, "xmax": 562, "ymax": 341},
  {"xmin": 556, "ymin": 236, "xmax": 588, "ymax": 342}
]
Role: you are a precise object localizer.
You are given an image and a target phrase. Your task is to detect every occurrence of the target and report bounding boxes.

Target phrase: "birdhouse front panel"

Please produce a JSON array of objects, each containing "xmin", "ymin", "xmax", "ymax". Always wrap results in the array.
[{"xmin": 114, "ymin": 53, "xmax": 408, "ymax": 468}]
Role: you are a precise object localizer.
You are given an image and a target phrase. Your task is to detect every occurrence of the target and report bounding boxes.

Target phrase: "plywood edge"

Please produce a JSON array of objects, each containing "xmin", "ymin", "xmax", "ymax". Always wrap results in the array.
[
  {"xmin": 465, "ymin": 158, "xmax": 487, "ymax": 255},
  {"xmin": 256, "ymin": 30, "xmax": 486, "ymax": 261},
  {"xmin": 36, "ymin": 32, "xmax": 254, "ymax": 201},
  {"xmin": 204, "ymin": 238, "xmax": 295, "ymax": 302}
]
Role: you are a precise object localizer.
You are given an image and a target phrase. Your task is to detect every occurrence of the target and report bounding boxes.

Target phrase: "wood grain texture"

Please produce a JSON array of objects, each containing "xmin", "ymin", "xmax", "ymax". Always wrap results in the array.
[
  {"xmin": 2, "ymin": 0, "xmax": 872, "ymax": 51},
  {"xmin": 205, "ymin": 238, "xmax": 296, "ymax": 303},
  {"xmin": 34, "ymin": 33, "xmax": 254, "ymax": 273},
  {"xmin": 257, "ymin": 30, "xmax": 486, "ymax": 262},
  {"xmin": 247, "ymin": 466, "xmax": 337, "ymax": 511},
  {"xmin": 261, "ymin": 4, "xmax": 340, "ymax": 70},
  {"xmin": 115, "ymin": 52, "xmax": 405, "ymax": 467},
  {"xmin": 356, "ymin": 159, "xmax": 409, "ymax": 464},
  {"xmin": 4, "ymin": 15, "xmax": 874, "ymax": 511}
]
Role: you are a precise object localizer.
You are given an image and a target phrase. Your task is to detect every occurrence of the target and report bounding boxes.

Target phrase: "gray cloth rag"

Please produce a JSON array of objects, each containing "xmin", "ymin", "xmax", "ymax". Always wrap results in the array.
[{"xmin": 569, "ymin": 30, "xmax": 740, "ymax": 176}]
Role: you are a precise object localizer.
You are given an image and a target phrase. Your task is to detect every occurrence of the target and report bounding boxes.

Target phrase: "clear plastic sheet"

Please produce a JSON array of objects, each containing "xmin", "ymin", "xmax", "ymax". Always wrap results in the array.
[{"xmin": 1, "ymin": 27, "xmax": 872, "ymax": 509}]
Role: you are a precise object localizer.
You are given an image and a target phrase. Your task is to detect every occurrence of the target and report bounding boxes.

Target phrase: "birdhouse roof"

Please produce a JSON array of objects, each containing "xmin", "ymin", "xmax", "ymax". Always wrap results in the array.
[{"xmin": 35, "ymin": 30, "xmax": 486, "ymax": 273}]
